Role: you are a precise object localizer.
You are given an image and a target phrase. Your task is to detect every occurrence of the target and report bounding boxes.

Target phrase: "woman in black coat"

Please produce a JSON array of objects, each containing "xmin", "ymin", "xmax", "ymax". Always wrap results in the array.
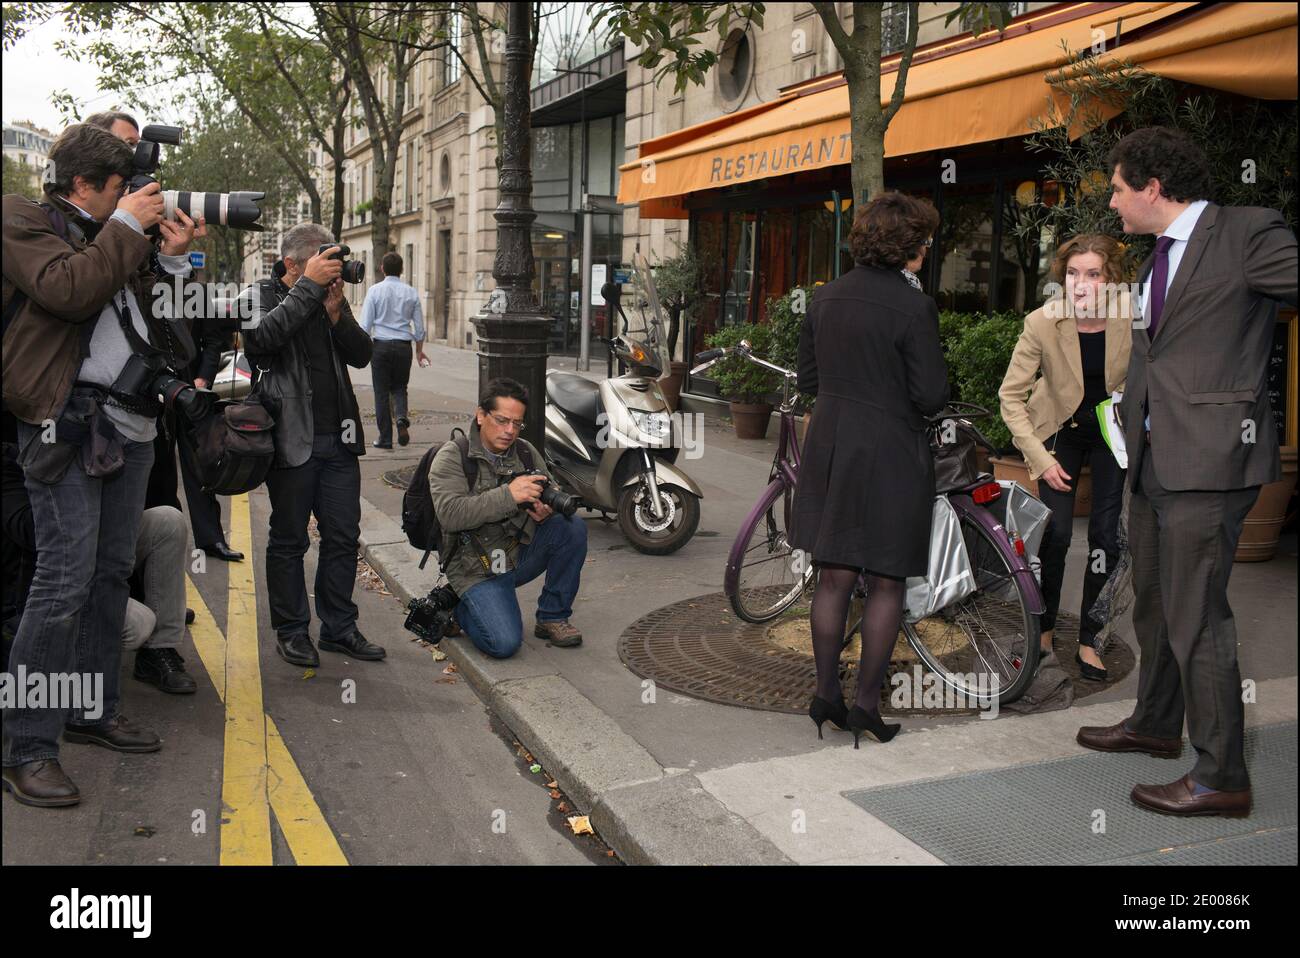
[{"xmin": 790, "ymin": 191, "xmax": 949, "ymax": 747}]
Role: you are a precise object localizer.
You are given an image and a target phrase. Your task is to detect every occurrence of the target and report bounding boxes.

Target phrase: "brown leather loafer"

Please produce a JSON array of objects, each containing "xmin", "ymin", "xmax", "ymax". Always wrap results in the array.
[
  {"xmin": 535, "ymin": 619, "xmax": 583, "ymax": 648},
  {"xmin": 1076, "ymin": 721, "xmax": 1182, "ymax": 758},
  {"xmin": 1, "ymin": 759, "xmax": 81, "ymax": 807},
  {"xmin": 64, "ymin": 714, "xmax": 161, "ymax": 753},
  {"xmin": 1131, "ymin": 774, "xmax": 1251, "ymax": 818}
]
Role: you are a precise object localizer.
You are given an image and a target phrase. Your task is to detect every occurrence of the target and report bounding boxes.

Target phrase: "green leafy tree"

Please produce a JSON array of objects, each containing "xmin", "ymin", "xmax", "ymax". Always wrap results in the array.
[
  {"xmin": 2, "ymin": 154, "xmax": 42, "ymax": 200},
  {"xmin": 1020, "ymin": 47, "xmax": 1298, "ymax": 266}
]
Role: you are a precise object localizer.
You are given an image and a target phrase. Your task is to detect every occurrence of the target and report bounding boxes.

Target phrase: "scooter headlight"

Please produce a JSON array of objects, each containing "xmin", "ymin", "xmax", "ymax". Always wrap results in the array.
[{"xmin": 628, "ymin": 409, "xmax": 672, "ymax": 442}]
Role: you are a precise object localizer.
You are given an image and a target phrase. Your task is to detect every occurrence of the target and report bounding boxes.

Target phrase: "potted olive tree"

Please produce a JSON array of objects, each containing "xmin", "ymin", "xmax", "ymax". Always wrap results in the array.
[
  {"xmin": 705, "ymin": 322, "xmax": 780, "ymax": 439},
  {"xmin": 651, "ymin": 241, "xmax": 704, "ymax": 411}
]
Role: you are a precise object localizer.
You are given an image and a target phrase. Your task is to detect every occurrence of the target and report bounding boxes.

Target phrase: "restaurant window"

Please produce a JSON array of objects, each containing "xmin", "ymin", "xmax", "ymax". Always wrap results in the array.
[
  {"xmin": 934, "ymin": 182, "xmax": 996, "ymax": 314},
  {"xmin": 692, "ymin": 210, "xmax": 725, "ymax": 351},
  {"xmin": 755, "ymin": 208, "xmax": 795, "ymax": 324},
  {"xmin": 999, "ymin": 178, "xmax": 1056, "ymax": 313},
  {"xmin": 795, "ymin": 204, "xmax": 837, "ymax": 287},
  {"xmin": 724, "ymin": 211, "xmax": 758, "ymax": 327}
]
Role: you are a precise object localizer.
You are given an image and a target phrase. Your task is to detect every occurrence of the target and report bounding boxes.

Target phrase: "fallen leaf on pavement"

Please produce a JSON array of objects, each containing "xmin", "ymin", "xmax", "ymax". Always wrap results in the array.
[
  {"xmin": 567, "ymin": 816, "xmax": 594, "ymax": 836},
  {"xmin": 434, "ymin": 677, "xmax": 457, "ymax": 685},
  {"xmin": 442, "ymin": 664, "xmax": 458, "ymax": 675},
  {"xmin": 430, "ymin": 647, "xmax": 447, "ymax": 661},
  {"xmin": 302, "ymin": 669, "xmax": 316, "ymax": 680},
  {"xmin": 544, "ymin": 779, "xmax": 558, "ymax": 789},
  {"xmin": 529, "ymin": 763, "xmax": 542, "ymax": 774},
  {"xmin": 556, "ymin": 801, "xmax": 570, "ymax": 813},
  {"xmin": 549, "ymin": 788, "xmax": 562, "ymax": 800},
  {"xmin": 606, "ymin": 850, "xmax": 615, "ymax": 858}
]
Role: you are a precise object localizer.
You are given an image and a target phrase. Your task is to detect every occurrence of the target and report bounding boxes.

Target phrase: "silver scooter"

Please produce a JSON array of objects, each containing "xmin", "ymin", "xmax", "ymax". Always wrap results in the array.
[{"xmin": 543, "ymin": 254, "xmax": 703, "ymax": 554}]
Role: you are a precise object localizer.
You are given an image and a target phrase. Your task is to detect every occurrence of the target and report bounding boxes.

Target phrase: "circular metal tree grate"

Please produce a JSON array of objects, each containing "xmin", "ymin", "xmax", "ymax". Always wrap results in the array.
[{"xmin": 618, "ymin": 591, "xmax": 1134, "ymax": 715}]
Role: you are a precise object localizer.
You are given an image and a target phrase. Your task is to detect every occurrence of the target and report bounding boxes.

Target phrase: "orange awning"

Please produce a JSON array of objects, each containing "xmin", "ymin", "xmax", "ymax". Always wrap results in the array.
[{"xmin": 618, "ymin": 2, "xmax": 1297, "ymax": 217}]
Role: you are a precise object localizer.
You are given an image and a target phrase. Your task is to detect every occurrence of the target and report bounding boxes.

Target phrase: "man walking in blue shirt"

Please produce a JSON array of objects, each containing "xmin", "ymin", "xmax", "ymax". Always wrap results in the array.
[{"xmin": 359, "ymin": 251, "xmax": 427, "ymax": 449}]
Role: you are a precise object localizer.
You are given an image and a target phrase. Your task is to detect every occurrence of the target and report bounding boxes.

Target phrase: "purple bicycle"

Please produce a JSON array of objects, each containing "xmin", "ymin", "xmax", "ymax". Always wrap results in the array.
[{"xmin": 692, "ymin": 342, "xmax": 1047, "ymax": 706}]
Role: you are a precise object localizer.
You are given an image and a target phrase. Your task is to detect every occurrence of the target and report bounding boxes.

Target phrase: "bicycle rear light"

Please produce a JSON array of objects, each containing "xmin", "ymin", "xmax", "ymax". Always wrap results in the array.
[{"xmin": 971, "ymin": 482, "xmax": 1001, "ymax": 505}]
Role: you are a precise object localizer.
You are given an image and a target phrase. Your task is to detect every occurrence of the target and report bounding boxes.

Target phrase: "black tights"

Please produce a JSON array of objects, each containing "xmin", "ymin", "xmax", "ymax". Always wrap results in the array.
[{"xmin": 810, "ymin": 563, "xmax": 906, "ymax": 713}]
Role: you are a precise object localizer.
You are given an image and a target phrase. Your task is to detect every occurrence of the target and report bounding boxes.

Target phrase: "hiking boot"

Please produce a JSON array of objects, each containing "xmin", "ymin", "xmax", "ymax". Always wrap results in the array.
[{"xmin": 535, "ymin": 619, "xmax": 582, "ymax": 648}]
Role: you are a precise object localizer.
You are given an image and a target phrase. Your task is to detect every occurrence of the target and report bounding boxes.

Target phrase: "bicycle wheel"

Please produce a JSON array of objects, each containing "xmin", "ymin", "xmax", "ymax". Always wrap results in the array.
[
  {"xmin": 726, "ymin": 478, "xmax": 814, "ymax": 623},
  {"xmin": 901, "ymin": 509, "xmax": 1040, "ymax": 706}
]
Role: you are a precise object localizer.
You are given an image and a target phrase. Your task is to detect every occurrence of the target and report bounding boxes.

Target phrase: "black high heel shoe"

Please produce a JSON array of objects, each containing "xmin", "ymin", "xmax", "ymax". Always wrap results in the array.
[
  {"xmin": 809, "ymin": 696, "xmax": 850, "ymax": 739},
  {"xmin": 847, "ymin": 706, "xmax": 900, "ymax": 748}
]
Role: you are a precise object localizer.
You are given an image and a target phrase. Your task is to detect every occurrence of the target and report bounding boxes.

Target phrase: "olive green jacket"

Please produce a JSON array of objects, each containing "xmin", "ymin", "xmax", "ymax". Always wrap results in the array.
[{"xmin": 426, "ymin": 424, "xmax": 554, "ymax": 595}]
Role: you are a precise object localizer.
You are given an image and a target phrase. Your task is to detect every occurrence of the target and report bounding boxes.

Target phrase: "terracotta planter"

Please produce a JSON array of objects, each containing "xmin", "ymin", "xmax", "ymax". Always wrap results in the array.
[
  {"xmin": 658, "ymin": 361, "xmax": 688, "ymax": 412},
  {"xmin": 729, "ymin": 401, "xmax": 774, "ymax": 439},
  {"xmin": 989, "ymin": 455, "xmax": 1091, "ymax": 514},
  {"xmin": 1236, "ymin": 446, "xmax": 1299, "ymax": 562}
]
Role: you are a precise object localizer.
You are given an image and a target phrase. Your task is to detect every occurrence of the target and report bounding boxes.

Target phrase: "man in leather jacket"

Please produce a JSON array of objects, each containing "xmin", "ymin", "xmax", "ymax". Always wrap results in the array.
[{"xmin": 241, "ymin": 223, "xmax": 384, "ymax": 668}]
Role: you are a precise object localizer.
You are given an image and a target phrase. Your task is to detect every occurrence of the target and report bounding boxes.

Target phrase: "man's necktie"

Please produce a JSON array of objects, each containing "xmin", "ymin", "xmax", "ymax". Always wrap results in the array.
[{"xmin": 1147, "ymin": 235, "xmax": 1176, "ymax": 338}]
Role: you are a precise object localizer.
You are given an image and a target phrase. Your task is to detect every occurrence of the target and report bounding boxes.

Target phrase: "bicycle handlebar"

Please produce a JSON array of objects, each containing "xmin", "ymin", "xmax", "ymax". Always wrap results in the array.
[{"xmin": 691, "ymin": 343, "xmax": 797, "ymax": 380}]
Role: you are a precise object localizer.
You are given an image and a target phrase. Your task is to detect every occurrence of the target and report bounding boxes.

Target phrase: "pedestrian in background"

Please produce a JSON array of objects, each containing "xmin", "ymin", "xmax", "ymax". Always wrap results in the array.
[
  {"xmin": 360, "ymin": 252, "xmax": 427, "ymax": 450},
  {"xmin": 999, "ymin": 233, "xmax": 1132, "ymax": 679}
]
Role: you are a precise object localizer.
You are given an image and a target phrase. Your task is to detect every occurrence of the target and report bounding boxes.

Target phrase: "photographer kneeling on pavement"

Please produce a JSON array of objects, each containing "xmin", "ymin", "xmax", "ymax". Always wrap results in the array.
[
  {"xmin": 1, "ymin": 123, "xmax": 201, "ymax": 807},
  {"xmin": 428, "ymin": 378, "xmax": 587, "ymax": 658}
]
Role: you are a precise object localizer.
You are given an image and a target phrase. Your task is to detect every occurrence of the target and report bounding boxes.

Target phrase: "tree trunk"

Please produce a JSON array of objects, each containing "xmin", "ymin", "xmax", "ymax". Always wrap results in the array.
[{"xmin": 330, "ymin": 112, "xmax": 347, "ymax": 239}]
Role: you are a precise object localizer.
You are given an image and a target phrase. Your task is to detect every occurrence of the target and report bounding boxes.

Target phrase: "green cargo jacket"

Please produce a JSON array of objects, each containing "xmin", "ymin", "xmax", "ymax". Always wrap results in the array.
[{"xmin": 426, "ymin": 423, "xmax": 555, "ymax": 596}]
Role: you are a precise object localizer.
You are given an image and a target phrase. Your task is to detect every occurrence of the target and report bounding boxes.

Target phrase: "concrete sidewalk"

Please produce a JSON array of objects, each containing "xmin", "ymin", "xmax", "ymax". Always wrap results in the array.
[{"xmin": 352, "ymin": 342, "xmax": 1299, "ymax": 865}]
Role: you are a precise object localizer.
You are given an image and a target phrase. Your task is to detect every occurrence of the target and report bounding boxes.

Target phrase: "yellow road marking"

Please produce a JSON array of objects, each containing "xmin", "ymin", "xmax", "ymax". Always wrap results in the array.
[
  {"xmin": 186, "ymin": 498, "xmax": 347, "ymax": 865},
  {"xmin": 216, "ymin": 493, "xmax": 272, "ymax": 865}
]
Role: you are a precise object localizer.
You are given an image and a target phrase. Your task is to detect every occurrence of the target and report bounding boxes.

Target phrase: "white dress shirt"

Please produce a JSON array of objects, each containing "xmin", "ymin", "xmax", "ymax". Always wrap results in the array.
[{"xmin": 1139, "ymin": 198, "xmax": 1209, "ymax": 430}]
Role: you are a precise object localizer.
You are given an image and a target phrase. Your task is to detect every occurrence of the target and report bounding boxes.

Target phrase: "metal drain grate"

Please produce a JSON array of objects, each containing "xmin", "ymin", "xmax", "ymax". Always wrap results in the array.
[
  {"xmin": 617, "ymin": 591, "xmax": 1128, "ymax": 714},
  {"xmin": 841, "ymin": 721, "xmax": 1297, "ymax": 865}
]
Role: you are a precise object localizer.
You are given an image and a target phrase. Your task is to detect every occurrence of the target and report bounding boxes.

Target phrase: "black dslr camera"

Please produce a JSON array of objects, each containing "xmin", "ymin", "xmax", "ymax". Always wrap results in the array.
[
  {"xmin": 404, "ymin": 584, "xmax": 460, "ymax": 644},
  {"xmin": 503, "ymin": 471, "xmax": 581, "ymax": 517},
  {"xmin": 113, "ymin": 350, "xmax": 214, "ymax": 423},
  {"xmin": 127, "ymin": 124, "xmax": 266, "ymax": 233},
  {"xmin": 318, "ymin": 244, "xmax": 365, "ymax": 284}
]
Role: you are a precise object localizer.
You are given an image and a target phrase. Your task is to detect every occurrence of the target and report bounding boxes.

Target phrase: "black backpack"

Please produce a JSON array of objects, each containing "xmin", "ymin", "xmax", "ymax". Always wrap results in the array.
[{"xmin": 402, "ymin": 427, "xmax": 533, "ymax": 570}]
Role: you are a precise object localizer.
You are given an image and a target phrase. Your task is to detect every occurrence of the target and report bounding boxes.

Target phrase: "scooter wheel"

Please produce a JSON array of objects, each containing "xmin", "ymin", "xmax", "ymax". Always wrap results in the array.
[{"xmin": 617, "ymin": 484, "xmax": 700, "ymax": 555}]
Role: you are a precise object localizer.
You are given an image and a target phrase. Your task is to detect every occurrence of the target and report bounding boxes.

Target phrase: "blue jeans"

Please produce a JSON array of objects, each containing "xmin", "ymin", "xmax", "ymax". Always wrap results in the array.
[
  {"xmin": 3, "ymin": 421, "xmax": 153, "ymax": 766},
  {"xmin": 455, "ymin": 512, "xmax": 587, "ymax": 659}
]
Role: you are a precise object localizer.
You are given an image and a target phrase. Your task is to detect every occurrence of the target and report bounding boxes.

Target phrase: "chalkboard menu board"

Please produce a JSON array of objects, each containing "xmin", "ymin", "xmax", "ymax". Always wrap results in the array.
[{"xmin": 1269, "ymin": 319, "xmax": 1288, "ymax": 440}]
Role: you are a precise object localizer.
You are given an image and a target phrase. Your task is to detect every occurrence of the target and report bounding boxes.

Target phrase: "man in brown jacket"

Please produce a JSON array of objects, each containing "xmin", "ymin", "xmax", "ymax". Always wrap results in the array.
[{"xmin": 1, "ymin": 123, "xmax": 201, "ymax": 807}]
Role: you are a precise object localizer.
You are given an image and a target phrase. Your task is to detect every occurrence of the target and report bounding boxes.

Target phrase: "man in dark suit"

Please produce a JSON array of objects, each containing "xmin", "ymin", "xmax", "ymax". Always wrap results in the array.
[{"xmin": 1077, "ymin": 127, "xmax": 1298, "ymax": 817}]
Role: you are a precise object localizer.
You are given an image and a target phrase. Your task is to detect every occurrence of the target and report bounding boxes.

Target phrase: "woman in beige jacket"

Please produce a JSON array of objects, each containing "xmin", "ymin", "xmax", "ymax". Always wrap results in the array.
[{"xmin": 999, "ymin": 234, "xmax": 1132, "ymax": 679}]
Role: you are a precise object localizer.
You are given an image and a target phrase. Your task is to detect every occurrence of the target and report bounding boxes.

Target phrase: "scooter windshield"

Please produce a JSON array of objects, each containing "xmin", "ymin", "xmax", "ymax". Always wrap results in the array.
[{"xmin": 625, "ymin": 253, "xmax": 672, "ymax": 375}]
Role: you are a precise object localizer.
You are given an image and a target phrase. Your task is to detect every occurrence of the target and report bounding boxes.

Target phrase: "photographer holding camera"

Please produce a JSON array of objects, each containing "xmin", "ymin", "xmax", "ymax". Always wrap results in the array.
[
  {"xmin": 1, "ymin": 123, "xmax": 201, "ymax": 807},
  {"xmin": 241, "ymin": 223, "xmax": 382, "ymax": 669},
  {"xmin": 427, "ymin": 378, "xmax": 587, "ymax": 659}
]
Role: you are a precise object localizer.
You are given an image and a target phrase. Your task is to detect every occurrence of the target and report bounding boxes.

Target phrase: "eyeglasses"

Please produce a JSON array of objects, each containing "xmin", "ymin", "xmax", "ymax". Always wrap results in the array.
[
  {"xmin": 923, "ymin": 236, "xmax": 934, "ymax": 248},
  {"xmin": 486, "ymin": 412, "xmax": 526, "ymax": 430}
]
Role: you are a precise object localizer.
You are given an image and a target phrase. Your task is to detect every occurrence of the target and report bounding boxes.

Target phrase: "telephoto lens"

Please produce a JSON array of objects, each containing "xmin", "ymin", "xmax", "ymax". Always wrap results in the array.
[{"xmin": 162, "ymin": 191, "xmax": 266, "ymax": 231}]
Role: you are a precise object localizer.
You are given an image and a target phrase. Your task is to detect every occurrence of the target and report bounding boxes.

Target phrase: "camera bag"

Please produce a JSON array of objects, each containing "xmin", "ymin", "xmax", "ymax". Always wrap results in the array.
[
  {"xmin": 177, "ymin": 392, "xmax": 276, "ymax": 495},
  {"xmin": 403, "ymin": 426, "xmax": 533, "ymax": 570}
]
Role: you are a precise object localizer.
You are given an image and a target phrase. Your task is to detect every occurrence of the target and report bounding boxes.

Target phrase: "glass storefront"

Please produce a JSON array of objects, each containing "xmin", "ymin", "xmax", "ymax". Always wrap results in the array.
[
  {"xmin": 684, "ymin": 151, "xmax": 1059, "ymax": 396},
  {"xmin": 530, "ymin": 113, "xmax": 625, "ymax": 355}
]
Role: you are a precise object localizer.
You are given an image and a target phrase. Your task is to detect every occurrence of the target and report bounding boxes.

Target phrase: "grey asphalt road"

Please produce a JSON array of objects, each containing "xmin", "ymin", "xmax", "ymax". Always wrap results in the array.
[{"xmin": 1, "ymin": 475, "xmax": 606, "ymax": 866}]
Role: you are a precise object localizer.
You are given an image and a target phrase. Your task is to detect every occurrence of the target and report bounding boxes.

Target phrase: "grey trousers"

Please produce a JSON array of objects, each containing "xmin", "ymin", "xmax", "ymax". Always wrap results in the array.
[
  {"xmin": 122, "ymin": 506, "xmax": 188, "ymax": 651},
  {"xmin": 1126, "ymin": 454, "xmax": 1259, "ymax": 791}
]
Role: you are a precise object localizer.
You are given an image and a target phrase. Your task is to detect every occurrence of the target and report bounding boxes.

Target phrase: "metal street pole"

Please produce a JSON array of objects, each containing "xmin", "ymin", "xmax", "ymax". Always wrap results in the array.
[{"xmin": 472, "ymin": 0, "xmax": 551, "ymax": 454}]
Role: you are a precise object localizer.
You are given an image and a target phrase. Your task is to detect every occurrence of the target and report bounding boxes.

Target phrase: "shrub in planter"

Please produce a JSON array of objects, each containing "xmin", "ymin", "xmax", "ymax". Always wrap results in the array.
[
  {"xmin": 705, "ymin": 322, "xmax": 781, "ymax": 403},
  {"xmin": 944, "ymin": 311, "xmax": 1025, "ymax": 453}
]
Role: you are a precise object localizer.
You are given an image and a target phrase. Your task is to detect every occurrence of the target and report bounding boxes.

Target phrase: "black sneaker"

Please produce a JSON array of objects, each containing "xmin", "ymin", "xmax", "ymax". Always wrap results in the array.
[
  {"xmin": 371, "ymin": 440, "xmax": 393, "ymax": 450},
  {"xmin": 396, "ymin": 417, "xmax": 411, "ymax": 447},
  {"xmin": 134, "ymin": 647, "xmax": 198, "ymax": 695}
]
